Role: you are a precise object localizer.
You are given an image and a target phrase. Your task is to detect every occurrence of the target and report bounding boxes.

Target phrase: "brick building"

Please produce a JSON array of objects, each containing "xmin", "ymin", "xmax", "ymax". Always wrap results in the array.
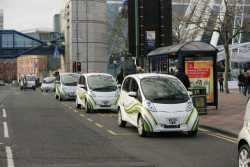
[
  {"xmin": 0, "ymin": 59, "xmax": 17, "ymax": 82},
  {"xmin": 17, "ymin": 55, "xmax": 48, "ymax": 80}
]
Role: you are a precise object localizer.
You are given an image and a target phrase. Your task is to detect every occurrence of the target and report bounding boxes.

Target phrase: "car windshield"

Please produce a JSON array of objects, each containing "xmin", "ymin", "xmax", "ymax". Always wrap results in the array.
[
  {"xmin": 87, "ymin": 75, "xmax": 117, "ymax": 92},
  {"xmin": 43, "ymin": 77, "xmax": 55, "ymax": 84},
  {"xmin": 61, "ymin": 74, "xmax": 79, "ymax": 86},
  {"xmin": 141, "ymin": 77, "xmax": 189, "ymax": 104},
  {"xmin": 26, "ymin": 76, "xmax": 36, "ymax": 81}
]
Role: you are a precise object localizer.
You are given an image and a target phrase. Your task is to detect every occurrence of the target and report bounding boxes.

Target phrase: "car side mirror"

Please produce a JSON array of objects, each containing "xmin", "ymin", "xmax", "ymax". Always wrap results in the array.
[
  {"xmin": 188, "ymin": 91, "xmax": 193, "ymax": 96},
  {"xmin": 128, "ymin": 91, "xmax": 137, "ymax": 98},
  {"xmin": 117, "ymin": 84, "xmax": 121, "ymax": 89}
]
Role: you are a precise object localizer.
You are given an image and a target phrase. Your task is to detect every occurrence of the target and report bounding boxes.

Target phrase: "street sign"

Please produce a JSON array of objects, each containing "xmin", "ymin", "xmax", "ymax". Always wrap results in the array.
[{"xmin": 53, "ymin": 46, "xmax": 60, "ymax": 58}]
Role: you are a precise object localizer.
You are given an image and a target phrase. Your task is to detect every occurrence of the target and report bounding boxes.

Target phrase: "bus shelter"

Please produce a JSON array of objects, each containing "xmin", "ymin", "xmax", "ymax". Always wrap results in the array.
[{"xmin": 147, "ymin": 41, "xmax": 218, "ymax": 108}]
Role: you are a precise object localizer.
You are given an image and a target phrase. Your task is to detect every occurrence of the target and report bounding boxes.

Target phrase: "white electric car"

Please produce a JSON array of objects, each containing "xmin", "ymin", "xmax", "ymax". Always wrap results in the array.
[
  {"xmin": 41, "ymin": 77, "xmax": 56, "ymax": 92},
  {"xmin": 238, "ymin": 99, "xmax": 250, "ymax": 167},
  {"xmin": 118, "ymin": 73, "xmax": 199, "ymax": 137},
  {"xmin": 55, "ymin": 73, "xmax": 80, "ymax": 101},
  {"xmin": 75, "ymin": 73, "xmax": 119, "ymax": 112}
]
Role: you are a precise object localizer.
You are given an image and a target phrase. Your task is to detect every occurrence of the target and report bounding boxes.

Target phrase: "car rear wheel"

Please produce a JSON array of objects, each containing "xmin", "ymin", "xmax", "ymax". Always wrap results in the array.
[
  {"xmin": 118, "ymin": 109, "xmax": 126, "ymax": 127},
  {"xmin": 138, "ymin": 116, "xmax": 147, "ymax": 137},
  {"xmin": 239, "ymin": 144, "xmax": 250, "ymax": 167}
]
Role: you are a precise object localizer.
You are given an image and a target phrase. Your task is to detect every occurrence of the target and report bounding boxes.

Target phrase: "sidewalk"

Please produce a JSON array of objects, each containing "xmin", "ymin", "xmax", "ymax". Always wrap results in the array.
[{"xmin": 199, "ymin": 89, "xmax": 249, "ymax": 137}]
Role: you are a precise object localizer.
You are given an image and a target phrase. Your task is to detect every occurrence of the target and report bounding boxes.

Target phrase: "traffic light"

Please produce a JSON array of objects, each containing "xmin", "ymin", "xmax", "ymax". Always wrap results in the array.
[
  {"xmin": 73, "ymin": 62, "xmax": 77, "ymax": 72},
  {"xmin": 77, "ymin": 62, "xmax": 81, "ymax": 72}
]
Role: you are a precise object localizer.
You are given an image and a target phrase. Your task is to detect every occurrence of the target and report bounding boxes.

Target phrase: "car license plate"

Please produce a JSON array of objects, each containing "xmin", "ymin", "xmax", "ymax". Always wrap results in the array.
[{"xmin": 168, "ymin": 118, "xmax": 178, "ymax": 125}]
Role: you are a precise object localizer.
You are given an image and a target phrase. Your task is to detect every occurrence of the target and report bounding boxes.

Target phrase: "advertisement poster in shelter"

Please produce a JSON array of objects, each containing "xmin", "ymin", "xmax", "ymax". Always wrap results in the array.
[{"xmin": 185, "ymin": 59, "xmax": 214, "ymax": 103}]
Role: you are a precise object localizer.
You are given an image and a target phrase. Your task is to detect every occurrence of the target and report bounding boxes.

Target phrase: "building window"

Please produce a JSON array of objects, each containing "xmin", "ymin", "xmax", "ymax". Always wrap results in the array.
[{"xmin": 2, "ymin": 33, "xmax": 14, "ymax": 48}]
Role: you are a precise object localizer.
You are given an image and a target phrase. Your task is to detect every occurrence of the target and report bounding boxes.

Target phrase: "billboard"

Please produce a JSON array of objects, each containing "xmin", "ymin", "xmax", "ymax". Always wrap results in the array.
[{"xmin": 185, "ymin": 59, "xmax": 214, "ymax": 103}]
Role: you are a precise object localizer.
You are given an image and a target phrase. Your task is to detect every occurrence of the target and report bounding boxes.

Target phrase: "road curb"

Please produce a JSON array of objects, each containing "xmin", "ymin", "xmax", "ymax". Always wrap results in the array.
[{"xmin": 199, "ymin": 124, "xmax": 238, "ymax": 138}]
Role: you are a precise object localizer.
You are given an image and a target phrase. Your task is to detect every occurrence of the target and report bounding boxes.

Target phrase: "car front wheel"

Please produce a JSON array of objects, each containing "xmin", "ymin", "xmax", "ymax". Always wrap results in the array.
[
  {"xmin": 118, "ymin": 109, "xmax": 126, "ymax": 127},
  {"xmin": 76, "ymin": 98, "xmax": 81, "ymax": 109},
  {"xmin": 85, "ymin": 100, "xmax": 91, "ymax": 113},
  {"xmin": 239, "ymin": 144, "xmax": 250, "ymax": 167},
  {"xmin": 138, "ymin": 116, "xmax": 147, "ymax": 137}
]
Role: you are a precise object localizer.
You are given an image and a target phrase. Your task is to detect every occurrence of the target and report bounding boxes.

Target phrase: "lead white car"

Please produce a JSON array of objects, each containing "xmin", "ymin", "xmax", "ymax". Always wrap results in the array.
[
  {"xmin": 238, "ymin": 99, "xmax": 250, "ymax": 167},
  {"xmin": 118, "ymin": 73, "xmax": 199, "ymax": 137},
  {"xmin": 75, "ymin": 73, "xmax": 119, "ymax": 112}
]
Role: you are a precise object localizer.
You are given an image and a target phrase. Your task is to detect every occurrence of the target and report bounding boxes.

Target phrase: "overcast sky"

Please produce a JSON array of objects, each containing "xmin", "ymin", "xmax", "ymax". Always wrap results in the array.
[{"xmin": 1, "ymin": 0, "xmax": 63, "ymax": 31}]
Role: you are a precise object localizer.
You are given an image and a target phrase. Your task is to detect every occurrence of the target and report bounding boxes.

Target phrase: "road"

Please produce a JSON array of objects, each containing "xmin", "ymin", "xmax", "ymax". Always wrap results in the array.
[{"xmin": 0, "ymin": 86, "xmax": 238, "ymax": 167}]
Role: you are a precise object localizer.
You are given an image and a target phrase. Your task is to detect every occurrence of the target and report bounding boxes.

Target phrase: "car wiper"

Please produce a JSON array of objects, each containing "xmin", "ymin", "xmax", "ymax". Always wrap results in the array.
[
  {"xmin": 152, "ymin": 94, "xmax": 188, "ymax": 101},
  {"xmin": 93, "ymin": 86, "xmax": 116, "ymax": 91}
]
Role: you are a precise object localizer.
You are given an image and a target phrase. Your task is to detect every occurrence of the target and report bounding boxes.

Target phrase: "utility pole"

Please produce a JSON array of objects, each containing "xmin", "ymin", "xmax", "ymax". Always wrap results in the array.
[
  {"xmin": 85, "ymin": 0, "xmax": 89, "ymax": 73},
  {"xmin": 76, "ymin": 0, "xmax": 80, "ymax": 72}
]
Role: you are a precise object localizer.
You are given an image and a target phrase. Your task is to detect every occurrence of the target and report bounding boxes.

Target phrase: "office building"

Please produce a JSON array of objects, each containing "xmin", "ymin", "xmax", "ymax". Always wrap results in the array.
[
  {"xmin": 0, "ymin": 10, "xmax": 3, "ymax": 30},
  {"xmin": 64, "ymin": 0, "xmax": 108, "ymax": 73}
]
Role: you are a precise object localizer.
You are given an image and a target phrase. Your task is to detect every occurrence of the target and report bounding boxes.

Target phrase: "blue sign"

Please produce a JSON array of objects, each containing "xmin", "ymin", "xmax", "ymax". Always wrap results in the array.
[{"xmin": 53, "ymin": 46, "xmax": 60, "ymax": 58}]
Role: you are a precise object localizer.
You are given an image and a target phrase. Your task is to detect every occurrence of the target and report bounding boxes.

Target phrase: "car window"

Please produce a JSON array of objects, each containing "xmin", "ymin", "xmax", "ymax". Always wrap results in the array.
[
  {"xmin": 141, "ymin": 77, "xmax": 189, "ymax": 104},
  {"xmin": 122, "ymin": 78, "xmax": 131, "ymax": 92},
  {"xmin": 79, "ymin": 76, "xmax": 86, "ymax": 86},
  {"xmin": 61, "ymin": 74, "xmax": 80, "ymax": 86},
  {"xmin": 87, "ymin": 75, "xmax": 117, "ymax": 92},
  {"xmin": 130, "ymin": 79, "xmax": 138, "ymax": 92},
  {"xmin": 130, "ymin": 78, "xmax": 142, "ymax": 101}
]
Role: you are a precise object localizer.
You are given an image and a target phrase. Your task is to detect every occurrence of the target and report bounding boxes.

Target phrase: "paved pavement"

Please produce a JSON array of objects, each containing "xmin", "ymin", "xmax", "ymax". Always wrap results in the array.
[
  {"xmin": 0, "ymin": 86, "xmax": 239, "ymax": 167},
  {"xmin": 200, "ymin": 89, "xmax": 248, "ymax": 137}
]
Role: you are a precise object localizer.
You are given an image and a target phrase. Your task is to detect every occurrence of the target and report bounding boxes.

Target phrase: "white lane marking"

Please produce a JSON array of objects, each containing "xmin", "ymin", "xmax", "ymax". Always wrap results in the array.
[
  {"xmin": 3, "ymin": 122, "xmax": 9, "ymax": 138},
  {"xmin": 6, "ymin": 146, "xmax": 15, "ymax": 167},
  {"xmin": 2, "ymin": 108, "xmax": 7, "ymax": 118}
]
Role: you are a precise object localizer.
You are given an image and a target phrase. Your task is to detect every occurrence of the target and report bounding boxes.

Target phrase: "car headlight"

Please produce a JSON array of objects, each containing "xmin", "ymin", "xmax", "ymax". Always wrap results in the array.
[
  {"xmin": 144, "ymin": 100, "xmax": 157, "ymax": 112},
  {"xmin": 89, "ymin": 91, "xmax": 96, "ymax": 97},
  {"xmin": 115, "ymin": 90, "xmax": 120, "ymax": 97},
  {"xmin": 186, "ymin": 100, "xmax": 194, "ymax": 112}
]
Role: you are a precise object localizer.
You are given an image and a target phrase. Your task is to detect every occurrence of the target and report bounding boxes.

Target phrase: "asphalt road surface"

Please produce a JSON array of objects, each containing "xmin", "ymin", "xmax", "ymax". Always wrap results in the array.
[{"xmin": 0, "ymin": 86, "xmax": 238, "ymax": 167}]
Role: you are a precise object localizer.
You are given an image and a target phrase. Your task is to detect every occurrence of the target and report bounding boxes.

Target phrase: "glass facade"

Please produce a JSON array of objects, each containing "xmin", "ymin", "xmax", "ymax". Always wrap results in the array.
[{"xmin": 0, "ymin": 31, "xmax": 41, "ymax": 49}]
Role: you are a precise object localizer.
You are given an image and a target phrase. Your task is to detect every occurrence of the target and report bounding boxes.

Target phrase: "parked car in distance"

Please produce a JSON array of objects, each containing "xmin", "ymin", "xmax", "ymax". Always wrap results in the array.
[
  {"xmin": 55, "ymin": 73, "xmax": 80, "ymax": 101},
  {"xmin": 19, "ymin": 75, "xmax": 37, "ymax": 90},
  {"xmin": 118, "ymin": 73, "xmax": 199, "ymax": 137},
  {"xmin": 41, "ymin": 77, "xmax": 56, "ymax": 92},
  {"xmin": 0, "ymin": 80, "xmax": 5, "ymax": 86},
  {"xmin": 75, "ymin": 73, "xmax": 119, "ymax": 112},
  {"xmin": 238, "ymin": 99, "xmax": 250, "ymax": 167}
]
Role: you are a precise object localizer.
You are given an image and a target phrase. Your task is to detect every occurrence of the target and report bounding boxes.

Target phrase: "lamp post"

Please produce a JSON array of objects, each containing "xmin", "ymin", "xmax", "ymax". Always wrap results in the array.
[{"xmin": 85, "ymin": 0, "xmax": 89, "ymax": 73}]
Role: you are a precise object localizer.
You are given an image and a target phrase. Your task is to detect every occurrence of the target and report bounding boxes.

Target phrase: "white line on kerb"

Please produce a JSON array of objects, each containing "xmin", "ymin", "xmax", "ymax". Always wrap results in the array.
[
  {"xmin": 6, "ymin": 146, "xmax": 15, "ymax": 167},
  {"xmin": 2, "ymin": 108, "xmax": 7, "ymax": 118},
  {"xmin": 3, "ymin": 122, "xmax": 9, "ymax": 138}
]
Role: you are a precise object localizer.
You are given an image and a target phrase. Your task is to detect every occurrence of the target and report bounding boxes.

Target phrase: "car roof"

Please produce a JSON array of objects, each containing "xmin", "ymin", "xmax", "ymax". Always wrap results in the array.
[
  {"xmin": 125, "ymin": 73, "xmax": 177, "ymax": 80},
  {"xmin": 83, "ymin": 73, "xmax": 113, "ymax": 77},
  {"xmin": 60, "ymin": 73, "xmax": 80, "ymax": 76}
]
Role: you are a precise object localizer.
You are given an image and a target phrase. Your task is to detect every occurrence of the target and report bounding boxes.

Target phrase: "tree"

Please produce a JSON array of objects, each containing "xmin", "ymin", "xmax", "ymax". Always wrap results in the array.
[
  {"xmin": 107, "ymin": 13, "xmax": 128, "ymax": 61},
  {"xmin": 180, "ymin": 0, "xmax": 249, "ymax": 93}
]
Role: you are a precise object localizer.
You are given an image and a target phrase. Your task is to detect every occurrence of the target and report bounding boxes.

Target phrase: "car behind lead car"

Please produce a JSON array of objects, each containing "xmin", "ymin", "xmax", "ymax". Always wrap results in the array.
[
  {"xmin": 75, "ymin": 73, "xmax": 119, "ymax": 112},
  {"xmin": 55, "ymin": 73, "xmax": 80, "ymax": 101},
  {"xmin": 118, "ymin": 73, "xmax": 199, "ymax": 137}
]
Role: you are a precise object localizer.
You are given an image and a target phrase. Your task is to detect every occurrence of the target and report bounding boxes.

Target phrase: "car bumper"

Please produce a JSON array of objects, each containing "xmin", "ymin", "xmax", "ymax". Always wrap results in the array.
[
  {"xmin": 93, "ymin": 104, "xmax": 118, "ymax": 111},
  {"xmin": 151, "ymin": 123, "xmax": 197, "ymax": 132}
]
